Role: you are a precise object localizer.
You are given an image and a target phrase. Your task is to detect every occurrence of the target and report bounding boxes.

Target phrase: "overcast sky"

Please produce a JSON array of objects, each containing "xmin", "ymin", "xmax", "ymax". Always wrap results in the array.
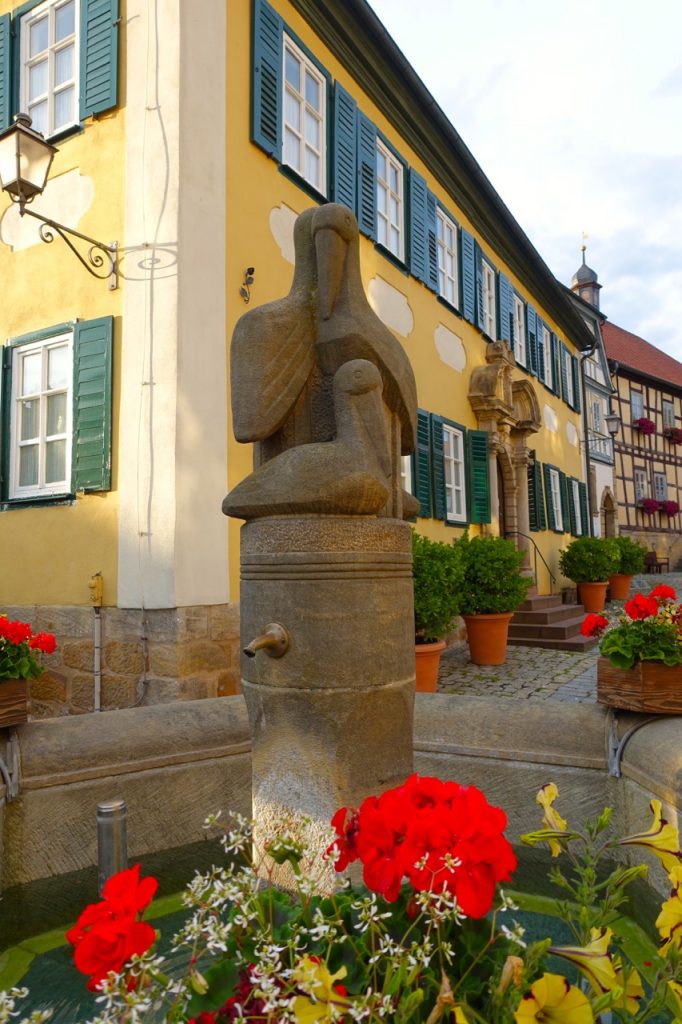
[{"xmin": 368, "ymin": 0, "xmax": 682, "ymax": 362}]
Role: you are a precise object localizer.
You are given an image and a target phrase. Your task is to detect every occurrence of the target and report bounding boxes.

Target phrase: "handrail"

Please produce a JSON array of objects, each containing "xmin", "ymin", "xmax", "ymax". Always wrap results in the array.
[{"xmin": 504, "ymin": 531, "xmax": 558, "ymax": 594}]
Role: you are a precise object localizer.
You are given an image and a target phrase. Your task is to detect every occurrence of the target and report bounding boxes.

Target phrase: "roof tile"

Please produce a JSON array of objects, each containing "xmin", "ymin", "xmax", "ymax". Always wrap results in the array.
[{"xmin": 602, "ymin": 322, "xmax": 682, "ymax": 389}]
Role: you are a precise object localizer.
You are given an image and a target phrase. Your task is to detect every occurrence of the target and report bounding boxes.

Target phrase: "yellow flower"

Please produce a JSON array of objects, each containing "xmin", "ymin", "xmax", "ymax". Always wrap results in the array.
[
  {"xmin": 668, "ymin": 978, "xmax": 682, "ymax": 1018},
  {"xmin": 291, "ymin": 957, "xmax": 351, "ymax": 1024},
  {"xmin": 514, "ymin": 973, "xmax": 594, "ymax": 1023},
  {"xmin": 548, "ymin": 928, "xmax": 617, "ymax": 995},
  {"xmin": 656, "ymin": 865, "xmax": 682, "ymax": 954},
  {"xmin": 612, "ymin": 960, "xmax": 644, "ymax": 1015},
  {"xmin": 536, "ymin": 784, "xmax": 570, "ymax": 857},
  {"xmin": 619, "ymin": 799, "xmax": 682, "ymax": 875}
]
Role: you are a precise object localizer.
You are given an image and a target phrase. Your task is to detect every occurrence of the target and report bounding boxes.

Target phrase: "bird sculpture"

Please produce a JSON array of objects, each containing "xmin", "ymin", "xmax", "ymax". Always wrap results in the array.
[{"xmin": 223, "ymin": 203, "xmax": 418, "ymax": 521}]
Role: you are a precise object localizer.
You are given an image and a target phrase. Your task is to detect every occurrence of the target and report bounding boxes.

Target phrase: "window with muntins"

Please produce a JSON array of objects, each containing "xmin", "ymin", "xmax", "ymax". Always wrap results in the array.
[
  {"xmin": 654, "ymin": 472, "xmax": 668, "ymax": 501},
  {"xmin": 634, "ymin": 468, "xmax": 647, "ymax": 503},
  {"xmin": 571, "ymin": 478, "xmax": 582, "ymax": 536},
  {"xmin": 563, "ymin": 348, "xmax": 574, "ymax": 407},
  {"xmin": 481, "ymin": 260, "xmax": 496, "ymax": 339},
  {"xmin": 591, "ymin": 400, "xmax": 602, "ymax": 433},
  {"xmin": 436, "ymin": 208, "xmax": 458, "ymax": 307},
  {"xmin": 10, "ymin": 332, "xmax": 72, "ymax": 498},
  {"xmin": 631, "ymin": 391, "xmax": 643, "ymax": 420},
  {"xmin": 663, "ymin": 400, "xmax": 675, "ymax": 428},
  {"xmin": 549, "ymin": 468, "xmax": 563, "ymax": 531},
  {"xmin": 282, "ymin": 35, "xmax": 326, "ymax": 194},
  {"xmin": 376, "ymin": 138, "xmax": 403, "ymax": 260},
  {"xmin": 513, "ymin": 294, "xmax": 526, "ymax": 367},
  {"xmin": 443, "ymin": 423, "xmax": 466, "ymax": 523},
  {"xmin": 542, "ymin": 326, "xmax": 552, "ymax": 386},
  {"xmin": 20, "ymin": 0, "xmax": 79, "ymax": 137}
]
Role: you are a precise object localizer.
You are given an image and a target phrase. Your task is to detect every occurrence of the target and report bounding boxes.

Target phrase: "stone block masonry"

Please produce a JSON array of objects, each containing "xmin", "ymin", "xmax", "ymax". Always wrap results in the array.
[{"xmin": 2, "ymin": 604, "xmax": 242, "ymax": 719}]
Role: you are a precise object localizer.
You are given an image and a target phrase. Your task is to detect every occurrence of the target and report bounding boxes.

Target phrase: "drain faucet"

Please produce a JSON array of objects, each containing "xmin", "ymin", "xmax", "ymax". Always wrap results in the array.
[{"xmin": 243, "ymin": 622, "xmax": 290, "ymax": 659}]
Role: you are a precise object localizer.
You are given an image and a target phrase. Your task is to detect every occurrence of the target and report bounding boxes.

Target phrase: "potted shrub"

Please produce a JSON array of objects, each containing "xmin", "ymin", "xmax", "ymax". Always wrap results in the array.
[
  {"xmin": 609, "ymin": 535, "xmax": 646, "ymax": 600},
  {"xmin": 0, "ymin": 614, "xmax": 57, "ymax": 727},
  {"xmin": 582, "ymin": 584, "xmax": 682, "ymax": 712},
  {"xmin": 412, "ymin": 530, "xmax": 464, "ymax": 691},
  {"xmin": 453, "ymin": 532, "xmax": 532, "ymax": 666},
  {"xmin": 558, "ymin": 536, "xmax": 620, "ymax": 613}
]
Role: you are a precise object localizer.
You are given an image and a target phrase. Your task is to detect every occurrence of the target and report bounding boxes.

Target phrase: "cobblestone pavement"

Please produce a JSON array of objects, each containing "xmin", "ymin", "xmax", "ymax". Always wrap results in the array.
[{"xmin": 438, "ymin": 572, "xmax": 682, "ymax": 704}]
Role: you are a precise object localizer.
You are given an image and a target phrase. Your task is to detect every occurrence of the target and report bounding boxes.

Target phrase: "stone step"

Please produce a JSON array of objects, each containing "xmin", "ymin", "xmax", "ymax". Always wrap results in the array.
[
  {"xmin": 507, "ymin": 634, "xmax": 598, "ymax": 652},
  {"xmin": 512, "ymin": 603, "xmax": 586, "ymax": 625},
  {"xmin": 508, "ymin": 614, "xmax": 588, "ymax": 641},
  {"xmin": 518, "ymin": 594, "xmax": 565, "ymax": 611}
]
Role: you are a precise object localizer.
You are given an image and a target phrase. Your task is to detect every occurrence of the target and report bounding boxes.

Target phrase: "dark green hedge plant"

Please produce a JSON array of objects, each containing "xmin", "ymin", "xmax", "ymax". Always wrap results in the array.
[
  {"xmin": 558, "ymin": 537, "xmax": 620, "ymax": 584},
  {"xmin": 453, "ymin": 532, "xmax": 532, "ymax": 615},
  {"xmin": 612, "ymin": 535, "xmax": 647, "ymax": 576},
  {"xmin": 412, "ymin": 531, "xmax": 464, "ymax": 643}
]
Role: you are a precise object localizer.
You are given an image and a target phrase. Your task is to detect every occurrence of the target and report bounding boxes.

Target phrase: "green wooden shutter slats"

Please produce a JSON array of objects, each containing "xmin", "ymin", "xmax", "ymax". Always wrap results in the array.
[
  {"xmin": 430, "ymin": 413, "xmax": 446, "ymax": 521},
  {"xmin": 559, "ymin": 342, "xmax": 569, "ymax": 403},
  {"xmin": 357, "ymin": 111, "xmax": 376, "ymax": 239},
  {"xmin": 0, "ymin": 14, "xmax": 10, "ymax": 132},
  {"xmin": 79, "ymin": 0, "xmax": 119, "ymax": 119},
  {"xmin": 536, "ymin": 319, "xmax": 545, "ymax": 384},
  {"xmin": 567, "ymin": 477, "xmax": 578, "ymax": 535},
  {"xmin": 543, "ymin": 464, "xmax": 555, "ymax": 531},
  {"xmin": 460, "ymin": 229, "xmax": 476, "ymax": 324},
  {"xmin": 533, "ymin": 461, "xmax": 546, "ymax": 530},
  {"xmin": 251, "ymin": 0, "xmax": 282, "ymax": 159},
  {"xmin": 474, "ymin": 241, "xmax": 485, "ymax": 333},
  {"xmin": 415, "ymin": 408, "xmax": 432, "ymax": 518},
  {"xmin": 579, "ymin": 481, "xmax": 589, "ymax": 536},
  {"xmin": 571, "ymin": 354, "xmax": 581, "ymax": 413},
  {"xmin": 468, "ymin": 430, "xmax": 490, "ymax": 524},
  {"xmin": 72, "ymin": 316, "xmax": 113, "ymax": 492},
  {"xmin": 332, "ymin": 82, "xmax": 357, "ymax": 209},
  {"xmin": 498, "ymin": 273, "xmax": 513, "ymax": 347},
  {"xmin": 559, "ymin": 471, "xmax": 569, "ymax": 534},
  {"xmin": 408, "ymin": 168, "xmax": 429, "ymax": 284},
  {"xmin": 0, "ymin": 344, "xmax": 10, "ymax": 501},
  {"xmin": 550, "ymin": 333, "xmax": 559, "ymax": 394},
  {"xmin": 527, "ymin": 306, "xmax": 538, "ymax": 376},
  {"xmin": 426, "ymin": 192, "xmax": 438, "ymax": 292}
]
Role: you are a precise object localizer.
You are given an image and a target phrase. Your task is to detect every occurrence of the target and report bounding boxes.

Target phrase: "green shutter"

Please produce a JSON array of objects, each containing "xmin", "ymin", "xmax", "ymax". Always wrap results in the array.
[
  {"xmin": 567, "ymin": 477, "xmax": 578, "ymax": 536},
  {"xmin": 332, "ymin": 82, "xmax": 356, "ymax": 209},
  {"xmin": 0, "ymin": 13, "xmax": 10, "ymax": 132},
  {"xmin": 579, "ymin": 481, "xmax": 589, "ymax": 536},
  {"xmin": 251, "ymin": 0, "xmax": 282, "ymax": 158},
  {"xmin": 543, "ymin": 464, "xmax": 556, "ymax": 531},
  {"xmin": 536, "ymin": 320, "xmax": 545, "ymax": 384},
  {"xmin": 414, "ymin": 408, "xmax": 431, "ymax": 518},
  {"xmin": 529, "ymin": 459, "xmax": 546, "ymax": 532},
  {"xmin": 357, "ymin": 111, "xmax": 376, "ymax": 239},
  {"xmin": 426, "ymin": 193, "xmax": 438, "ymax": 292},
  {"xmin": 408, "ymin": 168, "xmax": 429, "ymax": 284},
  {"xmin": 571, "ymin": 354, "xmax": 581, "ymax": 413},
  {"xmin": 551, "ymin": 333, "xmax": 559, "ymax": 394},
  {"xmin": 0, "ymin": 344, "xmax": 11, "ymax": 501},
  {"xmin": 430, "ymin": 413, "xmax": 446, "ymax": 521},
  {"xmin": 559, "ymin": 471, "xmax": 569, "ymax": 534},
  {"xmin": 474, "ymin": 242, "xmax": 485, "ymax": 333},
  {"xmin": 460, "ymin": 229, "xmax": 476, "ymax": 324},
  {"xmin": 72, "ymin": 317, "xmax": 113, "ymax": 492},
  {"xmin": 79, "ymin": 0, "xmax": 119, "ymax": 119},
  {"xmin": 468, "ymin": 429, "xmax": 490, "ymax": 523},
  {"xmin": 527, "ymin": 306, "xmax": 538, "ymax": 376},
  {"xmin": 498, "ymin": 274, "xmax": 513, "ymax": 347},
  {"xmin": 559, "ymin": 342, "xmax": 569, "ymax": 403}
]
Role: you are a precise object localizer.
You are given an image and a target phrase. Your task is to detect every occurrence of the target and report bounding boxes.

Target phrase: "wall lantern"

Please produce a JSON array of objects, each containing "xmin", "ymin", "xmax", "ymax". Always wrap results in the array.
[
  {"xmin": 0, "ymin": 113, "xmax": 118, "ymax": 289},
  {"xmin": 604, "ymin": 413, "xmax": 621, "ymax": 437}
]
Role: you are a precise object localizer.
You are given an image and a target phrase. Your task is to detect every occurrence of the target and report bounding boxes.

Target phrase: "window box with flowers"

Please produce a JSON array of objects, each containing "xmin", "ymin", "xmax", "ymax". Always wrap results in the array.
[
  {"xmin": 662, "ymin": 499, "xmax": 680, "ymax": 518},
  {"xmin": 0, "ymin": 616, "xmax": 57, "ymax": 727},
  {"xmin": 582, "ymin": 584, "xmax": 682, "ymax": 712},
  {"xmin": 638, "ymin": 497, "xmax": 662, "ymax": 516},
  {"xmin": 633, "ymin": 416, "xmax": 656, "ymax": 435},
  {"xmin": 663, "ymin": 426, "xmax": 682, "ymax": 444}
]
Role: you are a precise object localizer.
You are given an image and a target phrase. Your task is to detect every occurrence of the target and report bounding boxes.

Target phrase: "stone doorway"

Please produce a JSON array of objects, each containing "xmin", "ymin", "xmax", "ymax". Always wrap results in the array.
[{"xmin": 601, "ymin": 489, "xmax": 616, "ymax": 538}]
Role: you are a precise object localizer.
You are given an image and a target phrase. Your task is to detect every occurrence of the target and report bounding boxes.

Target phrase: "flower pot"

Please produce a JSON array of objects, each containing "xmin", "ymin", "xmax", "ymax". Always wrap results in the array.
[
  {"xmin": 0, "ymin": 678, "xmax": 29, "ymax": 728},
  {"xmin": 462, "ymin": 613, "xmax": 513, "ymax": 666},
  {"xmin": 597, "ymin": 657, "xmax": 682, "ymax": 714},
  {"xmin": 608, "ymin": 573, "xmax": 632, "ymax": 601},
  {"xmin": 415, "ymin": 640, "xmax": 446, "ymax": 692},
  {"xmin": 578, "ymin": 581, "xmax": 609, "ymax": 613}
]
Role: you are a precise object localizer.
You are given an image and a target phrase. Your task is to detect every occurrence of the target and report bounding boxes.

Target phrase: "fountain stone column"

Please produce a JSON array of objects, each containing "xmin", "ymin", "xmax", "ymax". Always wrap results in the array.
[{"xmin": 222, "ymin": 205, "xmax": 417, "ymax": 877}]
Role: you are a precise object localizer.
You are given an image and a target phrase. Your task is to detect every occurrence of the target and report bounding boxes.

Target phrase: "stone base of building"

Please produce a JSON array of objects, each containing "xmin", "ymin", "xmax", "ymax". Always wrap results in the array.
[{"xmin": 1, "ymin": 604, "xmax": 241, "ymax": 719}]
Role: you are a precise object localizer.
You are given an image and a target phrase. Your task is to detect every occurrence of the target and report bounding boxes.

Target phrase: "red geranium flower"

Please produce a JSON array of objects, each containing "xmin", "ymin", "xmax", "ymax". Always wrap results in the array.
[
  {"xmin": 625, "ymin": 594, "xmax": 659, "ymax": 620},
  {"xmin": 327, "ymin": 806, "xmax": 360, "ymax": 871},
  {"xmin": 67, "ymin": 864, "xmax": 158, "ymax": 991},
  {"xmin": 650, "ymin": 585, "xmax": 676, "ymax": 603},
  {"xmin": 29, "ymin": 632, "xmax": 57, "ymax": 654},
  {"xmin": 0, "ymin": 619, "xmax": 32, "ymax": 645},
  {"xmin": 580, "ymin": 613, "xmax": 609, "ymax": 637}
]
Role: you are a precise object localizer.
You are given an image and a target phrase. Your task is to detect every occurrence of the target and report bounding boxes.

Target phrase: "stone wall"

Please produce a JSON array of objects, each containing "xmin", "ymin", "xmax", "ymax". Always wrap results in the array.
[{"xmin": 2, "ymin": 604, "xmax": 242, "ymax": 719}]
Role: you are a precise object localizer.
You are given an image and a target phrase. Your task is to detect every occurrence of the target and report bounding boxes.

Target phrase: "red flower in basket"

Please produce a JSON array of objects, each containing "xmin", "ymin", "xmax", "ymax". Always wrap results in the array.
[
  {"xmin": 634, "ymin": 417, "xmax": 656, "ymax": 435},
  {"xmin": 638, "ymin": 498, "xmax": 661, "ymax": 515},
  {"xmin": 662, "ymin": 500, "xmax": 680, "ymax": 517}
]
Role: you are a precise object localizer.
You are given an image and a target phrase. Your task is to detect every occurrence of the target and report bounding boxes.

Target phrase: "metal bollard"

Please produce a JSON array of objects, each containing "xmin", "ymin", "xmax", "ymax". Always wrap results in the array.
[{"xmin": 97, "ymin": 797, "xmax": 128, "ymax": 895}]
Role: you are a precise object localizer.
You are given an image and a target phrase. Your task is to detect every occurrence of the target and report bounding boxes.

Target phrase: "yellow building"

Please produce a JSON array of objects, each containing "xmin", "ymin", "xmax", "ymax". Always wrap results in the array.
[{"xmin": 0, "ymin": 0, "xmax": 595, "ymax": 715}]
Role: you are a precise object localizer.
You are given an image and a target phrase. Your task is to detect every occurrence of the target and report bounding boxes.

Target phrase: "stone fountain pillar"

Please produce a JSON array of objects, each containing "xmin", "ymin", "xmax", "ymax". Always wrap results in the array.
[{"xmin": 222, "ymin": 205, "xmax": 417, "ymax": 878}]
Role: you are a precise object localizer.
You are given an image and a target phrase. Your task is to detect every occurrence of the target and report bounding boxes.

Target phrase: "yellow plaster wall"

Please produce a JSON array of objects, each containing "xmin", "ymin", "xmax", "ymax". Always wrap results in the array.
[
  {"xmin": 226, "ymin": 0, "xmax": 583, "ymax": 595},
  {"xmin": 0, "ymin": 1, "xmax": 125, "ymax": 606}
]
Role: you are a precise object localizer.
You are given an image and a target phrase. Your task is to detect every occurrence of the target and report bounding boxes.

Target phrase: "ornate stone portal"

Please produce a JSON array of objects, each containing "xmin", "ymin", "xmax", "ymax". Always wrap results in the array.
[{"xmin": 223, "ymin": 204, "xmax": 416, "ymax": 879}]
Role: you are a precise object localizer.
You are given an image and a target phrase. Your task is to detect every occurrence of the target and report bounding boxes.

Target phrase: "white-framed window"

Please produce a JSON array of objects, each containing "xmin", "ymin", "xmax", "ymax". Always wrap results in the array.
[
  {"xmin": 549, "ymin": 468, "xmax": 563, "ymax": 531},
  {"xmin": 591, "ymin": 399, "xmax": 602, "ymax": 433},
  {"xmin": 9, "ymin": 332, "xmax": 73, "ymax": 499},
  {"xmin": 436, "ymin": 208, "xmax": 458, "ymax": 307},
  {"xmin": 376, "ymin": 138, "xmax": 404, "ymax": 260},
  {"xmin": 571, "ymin": 478, "xmax": 582, "ymax": 536},
  {"xmin": 513, "ymin": 294, "xmax": 526, "ymax": 366},
  {"xmin": 282, "ymin": 35, "xmax": 326, "ymax": 194},
  {"xmin": 443, "ymin": 423, "xmax": 466, "ymax": 523},
  {"xmin": 634, "ymin": 468, "xmax": 648, "ymax": 503},
  {"xmin": 401, "ymin": 454, "xmax": 412, "ymax": 496},
  {"xmin": 481, "ymin": 259, "xmax": 496, "ymax": 338},
  {"xmin": 631, "ymin": 391, "xmax": 643, "ymax": 421},
  {"xmin": 663, "ymin": 399, "xmax": 675, "ymax": 428},
  {"xmin": 563, "ymin": 347, "xmax": 574, "ymax": 407},
  {"xmin": 542, "ymin": 325, "xmax": 552, "ymax": 386},
  {"xmin": 654, "ymin": 472, "xmax": 668, "ymax": 501},
  {"xmin": 20, "ymin": 0, "xmax": 79, "ymax": 138}
]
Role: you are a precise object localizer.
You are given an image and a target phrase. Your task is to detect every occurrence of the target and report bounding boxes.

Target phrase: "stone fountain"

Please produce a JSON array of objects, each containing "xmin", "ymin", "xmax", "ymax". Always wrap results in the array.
[{"xmin": 223, "ymin": 204, "xmax": 417, "ymax": 873}]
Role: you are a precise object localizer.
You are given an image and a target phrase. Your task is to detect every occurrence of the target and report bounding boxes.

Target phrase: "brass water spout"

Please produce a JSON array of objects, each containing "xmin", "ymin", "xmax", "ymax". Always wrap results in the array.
[{"xmin": 243, "ymin": 623, "xmax": 290, "ymax": 659}]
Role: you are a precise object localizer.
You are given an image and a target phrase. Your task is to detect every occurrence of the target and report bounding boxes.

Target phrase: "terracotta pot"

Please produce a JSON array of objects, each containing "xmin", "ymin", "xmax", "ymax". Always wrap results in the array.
[
  {"xmin": 462, "ymin": 612, "xmax": 513, "ymax": 666},
  {"xmin": 609, "ymin": 573, "xmax": 632, "ymax": 601},
  {"xmin": 415, "ymin": 640, "xmax": 446, "ymax": 692},
  {"xmin": 0, "ymin": 678, "xmax": 29, "ymax": 728},
  {"xmin": 578, "ymin": 581, "xmax": 609, "ymax": 613},
  {"xmin": 597, "ymin": 657, "xmax": 682, "ymax": 714}
]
